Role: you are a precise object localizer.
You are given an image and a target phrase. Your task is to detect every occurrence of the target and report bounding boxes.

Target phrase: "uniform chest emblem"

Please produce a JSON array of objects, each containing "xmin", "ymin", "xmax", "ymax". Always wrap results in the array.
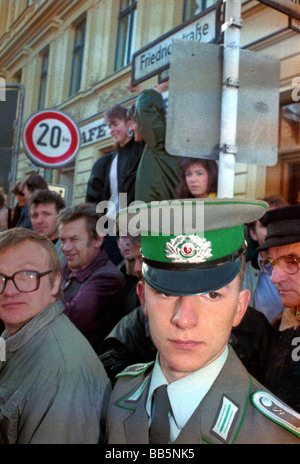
[{"xmin": 165, "ymin": 235, "xmax": 212, "ymax": 263}]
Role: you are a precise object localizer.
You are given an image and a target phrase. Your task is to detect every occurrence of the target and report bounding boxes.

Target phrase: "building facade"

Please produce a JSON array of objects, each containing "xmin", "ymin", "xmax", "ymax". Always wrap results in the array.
[{"xmin": 0, "ymin": 0, "xmax": 299, "ymax": 206}]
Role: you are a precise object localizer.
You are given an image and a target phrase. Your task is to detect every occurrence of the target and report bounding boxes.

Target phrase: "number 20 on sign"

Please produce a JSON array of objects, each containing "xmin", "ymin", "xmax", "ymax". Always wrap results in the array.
[{"xmin": 23, "ymin": 110, "xmax": 81, "ymax": 168}]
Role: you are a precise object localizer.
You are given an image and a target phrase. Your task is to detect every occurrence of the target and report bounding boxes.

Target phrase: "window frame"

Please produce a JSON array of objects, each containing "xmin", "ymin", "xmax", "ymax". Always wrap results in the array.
[
  {"xmin": 183, "ymin": 0, "xmax": 217, "ymax": 22},
  {"xmin": 37, "ymin": 48, "xmax": 49, "ymax": 110},
  {"xmin": 114, "ymin": 0, "xmax": 137, "ymax": 72},
  {"xmin": 69, "ymin": 18, "xmax": 86, "ymax": 97}
]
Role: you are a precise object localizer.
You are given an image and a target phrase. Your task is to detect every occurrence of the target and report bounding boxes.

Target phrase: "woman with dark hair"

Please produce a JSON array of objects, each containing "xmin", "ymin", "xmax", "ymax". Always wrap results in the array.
[{"xmin": 176, "ymin": 157, "xmax": 218, "ymax": 199}]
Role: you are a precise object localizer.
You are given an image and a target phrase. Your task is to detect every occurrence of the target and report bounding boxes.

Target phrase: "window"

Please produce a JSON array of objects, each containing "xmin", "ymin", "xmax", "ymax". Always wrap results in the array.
[
  {"xmin": 69, "ymin": 18, "xmax": 86, "ymax": 97},
  {"xmin": 183, "ymin": 0, "xmax": 217, "ymax": 21},
  {"xmin": 38, "ymin": 49, "xmax": 49, "ymax": 110},
  {"xmin": 115, "ymin": 0, "xmax": 137, "ymax": 71}
]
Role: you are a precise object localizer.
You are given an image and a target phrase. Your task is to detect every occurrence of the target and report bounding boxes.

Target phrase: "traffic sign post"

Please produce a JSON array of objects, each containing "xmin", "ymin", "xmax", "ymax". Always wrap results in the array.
[
  {"xmin": 22, "ymin": 110, "xmax": 81, "ymax": 168},
  {"xmin": 217, "ymin": 0, "xmax": 242, "ymax": 199}
]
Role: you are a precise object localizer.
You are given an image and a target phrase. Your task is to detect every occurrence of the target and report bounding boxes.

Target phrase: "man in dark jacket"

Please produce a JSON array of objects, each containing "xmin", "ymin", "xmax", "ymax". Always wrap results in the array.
[
  {"xmin": 86, "ymin": 104, "xmax": 144, "ymax": 264},
  {"xmin": 85, "ymin": 104, "xmax": 144, "ymax": 207},
  {"xmin": 58, "ymin": 203, "xmax": 126, "ymax": 352}
]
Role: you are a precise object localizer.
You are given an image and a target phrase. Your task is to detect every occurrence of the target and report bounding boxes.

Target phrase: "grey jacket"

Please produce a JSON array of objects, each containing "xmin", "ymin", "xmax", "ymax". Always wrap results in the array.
[
  {"xmin": 0, "ymin": 300, "xmax": 111, "ymax": 444},
  {"xmin": 106, "ymin": 346, "xmax": 300, "ymax": 444}
]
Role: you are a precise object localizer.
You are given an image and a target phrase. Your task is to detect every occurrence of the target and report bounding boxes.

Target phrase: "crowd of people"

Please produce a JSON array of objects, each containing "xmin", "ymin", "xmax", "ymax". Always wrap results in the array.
[{"xmin": 0, "ymin": 80, "xmax": 299, "ymax": 444}]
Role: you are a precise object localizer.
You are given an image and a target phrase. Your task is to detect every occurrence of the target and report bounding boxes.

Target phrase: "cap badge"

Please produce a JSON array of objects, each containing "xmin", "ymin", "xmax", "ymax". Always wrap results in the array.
[{"xmin": 165, "ymin": 235, "xmax": 212, "ymax": 263}]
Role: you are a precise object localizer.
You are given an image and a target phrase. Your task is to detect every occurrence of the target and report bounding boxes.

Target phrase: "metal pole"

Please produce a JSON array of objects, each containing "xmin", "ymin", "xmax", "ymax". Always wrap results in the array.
[{"xmin": 217, "ymin": 0, "xmax": 242, "ymax": 198}]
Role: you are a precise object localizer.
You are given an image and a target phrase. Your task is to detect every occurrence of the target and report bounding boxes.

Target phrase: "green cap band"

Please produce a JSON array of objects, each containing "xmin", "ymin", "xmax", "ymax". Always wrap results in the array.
[
  {"xmin": 116, "ymin": 198, "xmax": 268, "ymax": 295},
  {"xmin": 141, "ymin": 226, "xmax": 244, "ymax": 264}
]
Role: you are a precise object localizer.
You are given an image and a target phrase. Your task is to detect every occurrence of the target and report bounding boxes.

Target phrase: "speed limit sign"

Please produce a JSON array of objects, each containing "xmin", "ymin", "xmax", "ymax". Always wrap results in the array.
[{"xmin": 23, "ymin": 110, "xmax": 81, "ymax": 168}]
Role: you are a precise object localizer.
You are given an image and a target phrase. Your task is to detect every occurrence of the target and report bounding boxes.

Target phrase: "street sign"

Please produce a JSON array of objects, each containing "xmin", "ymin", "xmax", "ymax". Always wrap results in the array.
[
  {"xmin": 258, "ymin": 1, "xmax": 300, "ymax": 20},
  {"xmin": 131, "ymin": 1, "xmax": 222, "ymax": 85},
  {"xmin": 166, "ymin": 40, "xmax": 280, "ymax": 166},
  {"xmin": 23, "ymin": 109, "xmax": 81, "ymax": 168}
]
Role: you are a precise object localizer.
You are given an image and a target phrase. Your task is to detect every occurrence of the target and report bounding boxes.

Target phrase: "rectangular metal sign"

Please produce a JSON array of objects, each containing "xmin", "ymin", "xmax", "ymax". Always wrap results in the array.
[
  {"xmin": 258, "ymin": 0, "xmax": 300, "ymax": 20},
  {"xmin": 131, "ymin": 2, "xmax": 221, "ymax": 85},
  {"xmin": 166, "ymin": 40, "xmax": 281, "ymax": 166}
]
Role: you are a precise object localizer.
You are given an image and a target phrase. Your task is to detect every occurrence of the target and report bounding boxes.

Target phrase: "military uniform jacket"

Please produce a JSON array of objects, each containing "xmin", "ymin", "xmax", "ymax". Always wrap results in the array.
[{"xmin": 106, "ymin": 346, "xmax": 300, "ymax": 444}]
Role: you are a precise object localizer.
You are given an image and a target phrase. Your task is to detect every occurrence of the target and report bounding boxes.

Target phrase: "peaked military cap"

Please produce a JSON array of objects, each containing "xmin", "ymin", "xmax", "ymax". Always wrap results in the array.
[
  {"xmin": 257, "ymin": 204, "xmax": 300, "ymax": 252},
  {"xmin": 117, "ymin": 198, "xmax": 267, "ymax": 295}
]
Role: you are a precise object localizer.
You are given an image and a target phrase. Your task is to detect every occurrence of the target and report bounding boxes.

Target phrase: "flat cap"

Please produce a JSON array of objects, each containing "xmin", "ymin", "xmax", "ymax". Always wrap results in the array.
[{"xmin": 257, "ymin": 204, "xmax": 300, "ymax": 252}]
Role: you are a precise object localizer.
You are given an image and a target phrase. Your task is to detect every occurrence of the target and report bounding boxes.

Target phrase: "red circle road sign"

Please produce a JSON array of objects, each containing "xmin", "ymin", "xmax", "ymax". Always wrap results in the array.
[{"xmin": 23, "ymin": 110, "xmax": 81, "ymax": 168}]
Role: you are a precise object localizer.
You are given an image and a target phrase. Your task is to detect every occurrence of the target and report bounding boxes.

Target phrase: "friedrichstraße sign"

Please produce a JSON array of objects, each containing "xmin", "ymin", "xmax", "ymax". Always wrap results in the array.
[
  {"xmin": 258, "ymin": 0, "xmax": 300, "ymax": 20},
  {"xmin": 131, "ymin": 1, "xmax": 222, "ymax": 85}
]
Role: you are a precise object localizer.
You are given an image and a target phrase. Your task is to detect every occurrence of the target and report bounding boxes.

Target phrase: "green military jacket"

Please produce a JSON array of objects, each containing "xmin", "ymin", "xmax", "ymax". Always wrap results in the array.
[
  {"xmin": 134, "ymin": 89, "xmax": 182, "ymax": 202},
  {"xmin": 106, "ymin": 346, "xmax": 300, "ymax": 444}
]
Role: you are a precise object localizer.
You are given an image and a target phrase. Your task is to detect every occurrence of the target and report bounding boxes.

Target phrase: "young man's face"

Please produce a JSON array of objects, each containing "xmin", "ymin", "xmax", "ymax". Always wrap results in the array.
[
  {"xmin": 137, "ymin": 275, "xmax": 250, "ymax": 383},
  {"xmin": 269, "ymin": 242, "xmax": 300, "ymax": 308},
  {"xmin": 59, "ymin": 218, "xmax": 103, "ymax": 271},
  {"xmin": 108, "ymin": 117, "xmax": 130, "ymax": 147},
  {"xmin": 0, "ymin": 240, "xmax": 60, "ymax": 337},
  {"xmin": 30, "ymin": 202, "xmax": 59, "ymax": 241}
]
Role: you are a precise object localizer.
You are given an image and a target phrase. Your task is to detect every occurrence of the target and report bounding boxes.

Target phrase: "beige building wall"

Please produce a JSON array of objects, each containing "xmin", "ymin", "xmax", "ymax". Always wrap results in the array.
[{"xmin": 0, "ymin": 0, "xmax": 299, "ymax": 205}]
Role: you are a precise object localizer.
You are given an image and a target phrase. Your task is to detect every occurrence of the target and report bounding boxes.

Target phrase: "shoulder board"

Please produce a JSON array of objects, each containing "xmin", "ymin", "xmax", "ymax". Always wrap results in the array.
[
  {"xmin": 252, "ymin": 391, "xmax": 300, "ymax": 438},
  {"xmin": 116, "ymin": 361, "xmax": 155, "ymax": 378}
]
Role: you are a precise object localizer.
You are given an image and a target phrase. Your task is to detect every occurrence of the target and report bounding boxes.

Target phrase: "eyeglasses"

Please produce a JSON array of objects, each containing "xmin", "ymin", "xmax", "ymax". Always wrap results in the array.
[
  {"xmin": 260, "ymin": 256, "xmax": 300, "ymax": 276},
  {"xmin": 0, "ymin": 270, "xmax": 52, "ymax": 294}
]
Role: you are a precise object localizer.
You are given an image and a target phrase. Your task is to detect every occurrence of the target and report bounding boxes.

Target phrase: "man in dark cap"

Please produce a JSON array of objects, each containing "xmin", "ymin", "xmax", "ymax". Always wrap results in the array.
[
  {"xmin": 106, "ymin": 199, "xmax": 300, "ymax": 444},
  {"xmin": 257, "ymin": 204, "xmax": 300, "ymax": 413}
]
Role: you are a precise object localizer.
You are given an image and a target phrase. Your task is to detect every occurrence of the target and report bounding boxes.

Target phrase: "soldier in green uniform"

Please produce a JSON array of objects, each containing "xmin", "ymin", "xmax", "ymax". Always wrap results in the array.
[{"xmin": 106, "ymin": 198, "xmax": 300, "ymax": 444}]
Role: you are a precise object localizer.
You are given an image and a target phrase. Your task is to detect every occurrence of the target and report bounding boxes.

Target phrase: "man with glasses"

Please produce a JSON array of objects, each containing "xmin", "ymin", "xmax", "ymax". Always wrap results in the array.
[
  {"xmin": 243, "ymin": 195, "xmax": 287, "ymax": 324},
  {"xmin": 257, "ymin": 204, "xmax": 300, "ymax": 413},
  {"xmin": 0, "ymin": 228, "xmax": 111, "ymax": 443}
]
